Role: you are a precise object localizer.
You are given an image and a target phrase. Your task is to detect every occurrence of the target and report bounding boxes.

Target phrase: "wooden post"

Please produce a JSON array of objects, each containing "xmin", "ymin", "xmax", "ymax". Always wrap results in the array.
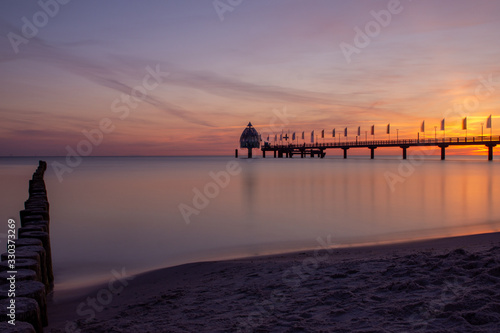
[
  {"xmin": 2, "ymin": 246, "xmax": 49, "ymax": 290},
  {"xmin": 0, "ymin": 321, "xmax": 37, "ymax": 333},
  {"xmin": 0, "ymin": 281, "xmax": 47, "ymax": 327},
  {"xmin": 21, "ymin": 220, "xmax": 49, "ymax": 235},
  {"xmin": 0, "ymin": 298, "xmax": 42, "ymax": 332},
  {"xmin": 0, "ymin": 270, "xmax": 37, "ymax": 284},
  {"xmin": 0, "ymin": 259, "xmax": 42, "ymax": 285},
  {"xmin": 15, "ymin": 238, "xmax": 43, "ymax": 248},
  {"xmin": 18, "ymin": 226, "xmax": 46, "ymax": 235},
  {"xmin": 20, "ymin": 232, "xmax": 53, "ymax": 286},
  {"xmin": 20, "ymin": 210, "xmax": 50, "ymax": 223}
]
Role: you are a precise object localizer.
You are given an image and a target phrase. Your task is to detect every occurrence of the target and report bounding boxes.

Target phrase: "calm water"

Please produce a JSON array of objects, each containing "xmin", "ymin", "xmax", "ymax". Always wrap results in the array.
[{"xmin": 1, "ymin": 155, "xmax": 500, "ymax": 292}]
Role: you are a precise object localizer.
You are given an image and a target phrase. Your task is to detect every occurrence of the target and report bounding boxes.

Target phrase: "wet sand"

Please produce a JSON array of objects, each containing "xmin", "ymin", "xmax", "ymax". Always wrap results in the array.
[{"xmin": 47, "ymin": 232, "xmax": 500, "ymax": 332}]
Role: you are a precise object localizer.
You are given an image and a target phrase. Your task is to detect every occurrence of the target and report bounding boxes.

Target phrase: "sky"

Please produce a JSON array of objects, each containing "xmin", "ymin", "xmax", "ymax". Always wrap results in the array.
[{"xmin": 1, "ymin": 0, "xmax": 499, "ymax": 156}]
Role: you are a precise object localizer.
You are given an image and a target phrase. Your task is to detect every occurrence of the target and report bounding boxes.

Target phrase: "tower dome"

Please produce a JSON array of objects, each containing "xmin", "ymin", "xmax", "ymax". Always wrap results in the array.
[{"xmin": 239, "ymin": 122, "xmax": 260, "ymax": 149}]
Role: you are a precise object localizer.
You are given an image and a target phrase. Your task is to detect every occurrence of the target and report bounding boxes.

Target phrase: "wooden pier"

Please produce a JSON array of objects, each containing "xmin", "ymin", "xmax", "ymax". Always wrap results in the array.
[{"xmin": 261, "ymin": 136, "xmax": 500, "ymax": 161}]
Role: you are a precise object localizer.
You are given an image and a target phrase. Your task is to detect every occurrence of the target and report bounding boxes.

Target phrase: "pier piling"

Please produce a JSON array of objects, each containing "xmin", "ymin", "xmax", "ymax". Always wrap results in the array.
[
  {"xmin": 369, "ymin": 147, "xmax": 376, "ymax": 159},
  {"xmin": 400, "ymin": 146, "xmax": 409, "ymax": 159},
  {"xmin": 342, "ymin": 148, "xmax": 349, "ymax": 159},
  {"xmin": 438, "ymin": 144, "xmax": 449, "ymax": 160},
  {"xmin": 486, "ymin": 144, "xmax": 496, "ymax": 161}
]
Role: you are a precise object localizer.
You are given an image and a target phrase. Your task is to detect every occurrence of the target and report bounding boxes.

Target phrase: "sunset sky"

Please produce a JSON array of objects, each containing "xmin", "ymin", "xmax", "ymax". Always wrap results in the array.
[{"xmin": 1, "ymin": 0, "xmax": 499, "ymax": 156}]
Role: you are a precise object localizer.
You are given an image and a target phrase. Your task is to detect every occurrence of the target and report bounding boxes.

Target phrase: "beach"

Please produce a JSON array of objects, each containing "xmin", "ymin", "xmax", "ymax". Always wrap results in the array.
[{"xmin": 46, "ymin": 232, "xmax": 500, "ymax": 332}]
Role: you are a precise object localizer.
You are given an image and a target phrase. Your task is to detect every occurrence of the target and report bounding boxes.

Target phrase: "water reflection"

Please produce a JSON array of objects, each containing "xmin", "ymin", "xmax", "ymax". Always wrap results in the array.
[{"xmin": 2, "ymin": 156, "xmax": 500, "ymax": 292}]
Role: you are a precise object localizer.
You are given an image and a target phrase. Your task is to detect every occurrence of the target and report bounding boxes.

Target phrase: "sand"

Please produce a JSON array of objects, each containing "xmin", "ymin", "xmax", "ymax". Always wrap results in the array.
[{"xmin": 46, "ymin": 232, "xmax": 500, "ymax": 332}]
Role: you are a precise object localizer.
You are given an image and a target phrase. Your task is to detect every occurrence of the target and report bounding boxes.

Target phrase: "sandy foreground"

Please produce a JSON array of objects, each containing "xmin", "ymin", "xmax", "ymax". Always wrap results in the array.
[{"xmin": 46, "ymin": 232, "xmax": 500, "ymax": 333}]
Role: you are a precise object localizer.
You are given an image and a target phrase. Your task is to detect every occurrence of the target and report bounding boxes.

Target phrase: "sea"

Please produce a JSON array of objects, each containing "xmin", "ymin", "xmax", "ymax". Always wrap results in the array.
[{"xmin": 1, "ymin": 155, "xmax": 500, "ymax": 294}]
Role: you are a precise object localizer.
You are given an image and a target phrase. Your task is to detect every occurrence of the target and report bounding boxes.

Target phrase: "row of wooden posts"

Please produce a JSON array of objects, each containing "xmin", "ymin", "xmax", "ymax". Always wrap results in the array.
[{"xmin": 0, "ymin": 161, "xmax": 54, "ymax": 333}]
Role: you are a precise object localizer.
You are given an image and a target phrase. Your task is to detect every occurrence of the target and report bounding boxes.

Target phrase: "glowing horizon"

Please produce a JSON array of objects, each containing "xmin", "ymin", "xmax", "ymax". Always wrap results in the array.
[{"xmin": 1, "ymin": 1, "xmax": 499, "ymax": 157}]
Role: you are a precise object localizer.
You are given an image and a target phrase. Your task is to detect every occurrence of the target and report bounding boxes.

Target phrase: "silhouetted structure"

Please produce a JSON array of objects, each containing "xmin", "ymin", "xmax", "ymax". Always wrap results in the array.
[
  {"xmin": 239, "ymin": 122, "xmax": 260, "ymax": 158},
  {"xmin": 262, "ymin": 136, "xmax": 499, "ymax": 161},
  {"xmin": 0, "ymin": 161, "xmax": 52, "ymax": 332}
]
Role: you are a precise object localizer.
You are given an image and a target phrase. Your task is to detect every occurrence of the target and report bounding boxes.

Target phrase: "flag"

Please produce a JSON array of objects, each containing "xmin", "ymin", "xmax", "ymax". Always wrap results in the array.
[
  {"xmin": 301, "ymin": 131, "xmax": 304, "ymax": 139},
  {"xmin": 462, "ymin": 117, "xmax": 467, "ymax": 130},
  {"xmin": 292, "ymin": 132, "xmax": 296, "ymax": 140},
  {"xmin": 344, "ymin": 127, "xmax": 347, "ymax": 137},
  {"xmin": 486, "ymin": 115, "xmax": 492, "ymax": 129},
  {"xmin": 440, "ymin": 118, "xmax": 445, "ymax": 131},
  {"xmin": 357, "ymin": 126, "xmax": 361, "ymax": 136},
  {"xmin": 371, "ymin": 125, "xmax": 374, "ymax": 135},
  {"xmin": 267, "ymin": 135, "xmax": 269, "ymax": 141},
  {"xmin": 420, "ymin": 121, "xmax": 425, "ymax": 132},
  {"xmin": 321, "ymin": 129, "xmax": 324, "ymax": 138},
  {"xmin": 387, "ymin": 124, "xmax": 390, "ymax": 134},
  {"xmin": 280, "ymin": 133, "xmax": 282, "ymax": 140},
  {"xmin": 332, "ymin": 128, "xmax": 335, "ymax": 137},
  {"xmin": 274, "ymin": 134, "xmax": 277, "ymax": 141},
  {"xmin": 311, "ymin": 130, "xmax": 314, "ymax": 143}
]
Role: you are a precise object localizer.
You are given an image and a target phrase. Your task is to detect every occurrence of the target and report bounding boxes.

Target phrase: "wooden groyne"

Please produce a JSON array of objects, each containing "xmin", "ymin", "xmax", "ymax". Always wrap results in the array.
[{"xmin": 0, "ymin": 161, "xmax": 53, "ymax": 333}]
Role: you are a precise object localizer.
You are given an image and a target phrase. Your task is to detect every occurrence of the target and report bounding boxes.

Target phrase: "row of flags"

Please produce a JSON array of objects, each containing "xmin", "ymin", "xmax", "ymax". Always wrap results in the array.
[
  {"xmin": 420, "ymin": 115, "xmax": 492, "ymax": 132},
  {"xmin": 268, "ymin": 125, "xmax": 389, "ymax": 142},
  {"xmin": 266, "ymin": 115, "xmax": 493, "ymax": 142}
]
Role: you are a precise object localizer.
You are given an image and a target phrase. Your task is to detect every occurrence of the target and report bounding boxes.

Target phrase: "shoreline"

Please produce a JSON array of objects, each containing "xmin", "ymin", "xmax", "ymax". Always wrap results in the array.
[
  {"xmin": 46, "ymin": 231, "xmax": 500, "ymax": 332},
  {"xmin": 50, "ymin": 222, "xmax": 499, "ymax": 297}
]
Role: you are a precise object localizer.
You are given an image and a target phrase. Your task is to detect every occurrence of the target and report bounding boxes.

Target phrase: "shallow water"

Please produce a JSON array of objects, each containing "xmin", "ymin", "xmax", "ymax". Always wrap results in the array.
[{"xmin": 1, "ymin": 155, "xmax": 500, "ymax": 291}]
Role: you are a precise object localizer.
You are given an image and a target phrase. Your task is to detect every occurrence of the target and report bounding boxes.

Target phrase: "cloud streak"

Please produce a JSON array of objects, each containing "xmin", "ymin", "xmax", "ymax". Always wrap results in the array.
[{"xmin": 0, "ymin": 25, "xmax": 213, "ymax": 127}]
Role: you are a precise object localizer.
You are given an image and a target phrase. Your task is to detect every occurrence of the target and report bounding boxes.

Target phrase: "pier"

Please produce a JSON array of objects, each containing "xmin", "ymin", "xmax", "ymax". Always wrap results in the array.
[{"xmin": 260, "ymin": 136, "xmax": 500, "ymax": 161}]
